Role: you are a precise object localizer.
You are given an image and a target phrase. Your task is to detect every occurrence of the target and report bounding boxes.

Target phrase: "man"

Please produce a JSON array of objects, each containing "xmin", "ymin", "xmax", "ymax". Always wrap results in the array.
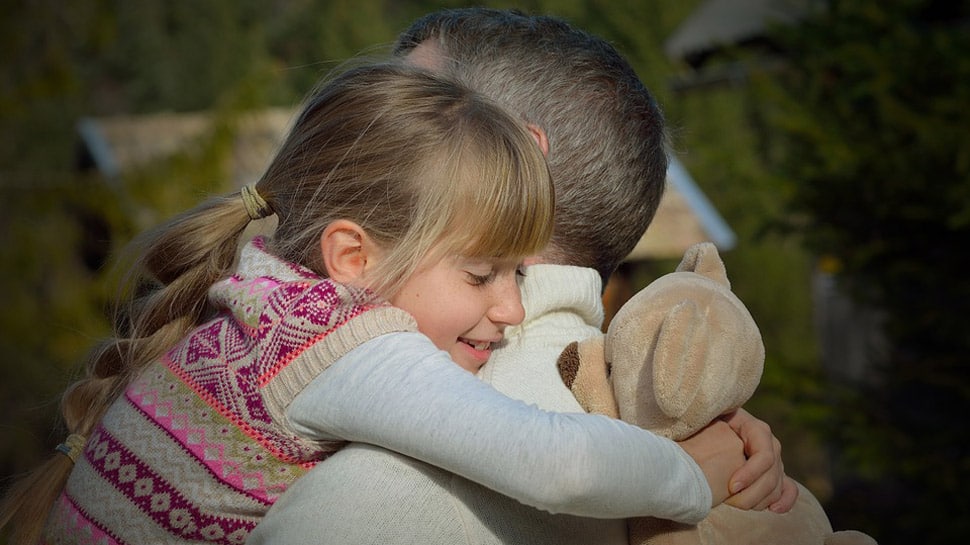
[{"xmin": 250, "ymin": 9, "xmax": 794, "ymax": 545}]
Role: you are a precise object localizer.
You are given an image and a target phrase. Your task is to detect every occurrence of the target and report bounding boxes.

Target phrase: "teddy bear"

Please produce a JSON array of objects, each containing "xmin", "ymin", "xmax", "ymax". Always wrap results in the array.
[{"xmin": 557, "ymin": 242, "xmax": 877, "ymax": 545}]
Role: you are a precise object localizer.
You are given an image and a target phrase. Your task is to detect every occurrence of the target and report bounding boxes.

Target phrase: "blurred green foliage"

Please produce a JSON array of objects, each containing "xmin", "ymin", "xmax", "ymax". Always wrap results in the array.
[{"xmin": 753, "ymin": 1, "xmax": 970, "ymax": 541}]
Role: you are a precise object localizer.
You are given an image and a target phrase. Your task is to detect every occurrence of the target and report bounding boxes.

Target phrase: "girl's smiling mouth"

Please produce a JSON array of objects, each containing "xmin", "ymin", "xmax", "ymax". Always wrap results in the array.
[{"xmin": 460, "ymin": 337, "xmax": 493, "ymax": 351}]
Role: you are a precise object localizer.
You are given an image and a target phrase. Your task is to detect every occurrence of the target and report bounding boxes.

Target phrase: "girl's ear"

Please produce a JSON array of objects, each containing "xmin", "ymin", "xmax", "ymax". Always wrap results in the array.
[{"xmin": 320, "ymin": 219, "xmax": 380, "ymax": 285}]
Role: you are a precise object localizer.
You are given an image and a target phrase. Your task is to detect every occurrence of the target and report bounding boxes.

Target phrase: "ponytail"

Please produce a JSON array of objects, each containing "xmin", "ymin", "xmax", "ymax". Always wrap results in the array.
[{"xmin": 0, "ymin": 185, "xmax": 270, "ymax": 544}]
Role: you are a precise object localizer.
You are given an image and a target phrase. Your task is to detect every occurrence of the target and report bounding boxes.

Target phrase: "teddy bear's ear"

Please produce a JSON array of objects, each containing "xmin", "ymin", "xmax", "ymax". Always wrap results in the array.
[
  {"xmin": 677, "ymin": 242, "xmax": 729, "ymax": 288},
  {"xmin": 651, "ymin": 299, "xmax": 709, "ymax": 420}
]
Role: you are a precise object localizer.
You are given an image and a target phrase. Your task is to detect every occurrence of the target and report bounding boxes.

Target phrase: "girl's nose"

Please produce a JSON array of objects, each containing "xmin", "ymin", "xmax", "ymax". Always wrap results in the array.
[{"xmin": 488, "ymin": 275, "xmax": 526, "ymax": 326}]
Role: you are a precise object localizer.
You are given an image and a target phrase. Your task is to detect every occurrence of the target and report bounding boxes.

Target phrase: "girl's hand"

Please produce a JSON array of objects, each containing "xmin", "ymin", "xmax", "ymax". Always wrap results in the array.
[
  {"xmin": 677, "ymin": 420, "xmax": 746, "ymax": 507},
  {"xmin": 720, "ymin": 408, "xmax": 799, "ymax": 513}
]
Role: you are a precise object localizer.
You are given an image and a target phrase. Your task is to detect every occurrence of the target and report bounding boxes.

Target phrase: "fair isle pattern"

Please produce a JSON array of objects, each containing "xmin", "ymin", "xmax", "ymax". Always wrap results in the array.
[
  {"xmin": 45, "ymin": 239, "xmax": 410, "ymax": 545},
  {"xmin": 172, "ymin": 262, "xmax": 386, "ymax": 462},
  {"xmin": 128, "ymin": 355, "xmax": 309, "ymax": 502},
  {"xmin": 81, "ymin": 425, "xmax": 255, "ymax": 543},
  {"xmin": 45, "ymin": 492, "xmax": 121, "ymax": 545},
  {"xmin": 207, "ymin": 236, "xmax": 391, "ymax": 389},
  {"xmin": 49, "ymin": 382, "xmax": 271, "ymax": 545}
]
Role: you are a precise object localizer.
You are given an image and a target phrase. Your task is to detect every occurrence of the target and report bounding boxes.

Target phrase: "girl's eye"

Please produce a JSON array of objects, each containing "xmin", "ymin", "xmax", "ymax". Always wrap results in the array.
[
  {"xmin": 467, "ymin": 271, "xmax": 496, "ymax": 286},
  {"xmin": 516, "ymin": 266, "xmax": 527, "ymax": 278}
]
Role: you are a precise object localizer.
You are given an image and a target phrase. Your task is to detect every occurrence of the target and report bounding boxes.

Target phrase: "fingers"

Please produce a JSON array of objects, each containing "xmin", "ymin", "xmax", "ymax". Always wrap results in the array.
[
  {"xmin": 720, "ymin": 409, "xmax": 788, "ymax": 510},
  {"xmin": 721, "ymin": 410, "xmax": 779, "ymax": 492},
  {"xmin": 769, "ymin": 476, "xmax": 800, "ymax": 514},
  {"xmin": 723, "ymin": 409, "xmax": 774, "ymax": 467},
  {"xmin": 723, "ymin": 456, "xmax": 784, "ymax": 510}
]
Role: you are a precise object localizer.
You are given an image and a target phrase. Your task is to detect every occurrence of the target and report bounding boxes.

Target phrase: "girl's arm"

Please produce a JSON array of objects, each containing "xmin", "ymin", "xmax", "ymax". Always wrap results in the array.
[{"xmin": 287, "ymin": 332, "xmax": 712, "ymax": 523}]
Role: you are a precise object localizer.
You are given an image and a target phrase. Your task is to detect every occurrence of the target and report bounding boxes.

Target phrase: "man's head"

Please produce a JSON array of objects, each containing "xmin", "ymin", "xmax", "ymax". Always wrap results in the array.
[{"xmin": 394, "ymin": 8, "xmax": 669, "ymax": 284}]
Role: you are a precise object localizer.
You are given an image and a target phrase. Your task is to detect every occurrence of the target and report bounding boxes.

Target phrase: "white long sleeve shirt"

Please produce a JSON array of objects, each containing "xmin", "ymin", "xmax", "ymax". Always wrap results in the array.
[{"xmin": 251, "ymin": 265, "xmax": 711, "ymax": 544}]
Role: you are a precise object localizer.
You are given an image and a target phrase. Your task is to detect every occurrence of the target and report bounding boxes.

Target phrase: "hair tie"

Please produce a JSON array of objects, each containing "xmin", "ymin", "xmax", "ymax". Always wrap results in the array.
[
  {"xmin": 241, "ymin": 183, "xmax": 272, "ymax": 220},
  {"xmin": 55, "ymin": 434, "xmax": 87, "ymax": 464}
]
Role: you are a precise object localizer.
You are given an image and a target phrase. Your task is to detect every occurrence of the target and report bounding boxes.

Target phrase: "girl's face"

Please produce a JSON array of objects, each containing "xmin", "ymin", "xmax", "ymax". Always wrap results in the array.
[{"xmin": 390, "ymin": 254, "xmax": 526, "ymax": 373}]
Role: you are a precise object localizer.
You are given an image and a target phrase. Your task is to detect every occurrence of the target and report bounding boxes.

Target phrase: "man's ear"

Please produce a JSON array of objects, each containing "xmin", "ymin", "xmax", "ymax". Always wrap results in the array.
[
  {"xmin": 526, "ymin": 123, "xmax": 549, "ymax": 157},
  {"xmin": 320, "ymin": 219, "xmax": 380, "ymax": 285}
]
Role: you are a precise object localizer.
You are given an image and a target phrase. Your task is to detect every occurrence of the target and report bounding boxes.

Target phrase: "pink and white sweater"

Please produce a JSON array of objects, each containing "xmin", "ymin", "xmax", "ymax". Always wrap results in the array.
[{"xmin": 43, "ymin": 238, "xmax": 416, "ymax": 545}]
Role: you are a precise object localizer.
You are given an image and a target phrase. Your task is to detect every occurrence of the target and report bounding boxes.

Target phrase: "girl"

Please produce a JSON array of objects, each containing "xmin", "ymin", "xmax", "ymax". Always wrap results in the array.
[{"xmin": 1, "ymin": 63, "xmax": 729, "ymax": 545}]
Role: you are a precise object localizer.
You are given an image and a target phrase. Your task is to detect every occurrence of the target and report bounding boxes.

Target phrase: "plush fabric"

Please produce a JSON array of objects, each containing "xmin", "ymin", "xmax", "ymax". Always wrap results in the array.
[
  {"xmin": 558, "ymin": 242, "xmax": 879, "ymax": 545},
  {"xmin": 44, "ymin": 238, "xmax": 415, "ymax": 545}
]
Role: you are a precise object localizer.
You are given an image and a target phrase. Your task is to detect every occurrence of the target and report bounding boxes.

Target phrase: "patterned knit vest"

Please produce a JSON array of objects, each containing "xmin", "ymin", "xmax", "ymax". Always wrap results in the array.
[{"xmin": 43, "ymin": 239, "xmax": 415, "ymax": 545}]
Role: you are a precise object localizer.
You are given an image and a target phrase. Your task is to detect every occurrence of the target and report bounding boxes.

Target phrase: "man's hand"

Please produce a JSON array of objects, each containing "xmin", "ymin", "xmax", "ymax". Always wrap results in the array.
[{"xmin": 720, "ymin": 408, "xmax": 798, "ymax": 513}]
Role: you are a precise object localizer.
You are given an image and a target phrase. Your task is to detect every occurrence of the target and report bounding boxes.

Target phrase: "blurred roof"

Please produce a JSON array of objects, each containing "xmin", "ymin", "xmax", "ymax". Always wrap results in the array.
[
  {"xmin": 76, "ymin": 108, "xmax": 295, "ymax": 189},
  {"xmin": 76, "ymin": 110, "xmax": 734, "ymax": 260},
  {"xmin": 629, "ymin": 156, "xmax": 735, "ymax": 259},
  {"xmin": 665, "ymin": 0, "xmax": 810, "ymax": 68}
]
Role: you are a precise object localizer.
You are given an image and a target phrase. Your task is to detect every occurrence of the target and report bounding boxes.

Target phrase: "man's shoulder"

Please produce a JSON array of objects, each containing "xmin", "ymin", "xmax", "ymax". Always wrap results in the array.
[{"xmin": 252, "ymin": 444, "xmax": 468, "ymax": 545}]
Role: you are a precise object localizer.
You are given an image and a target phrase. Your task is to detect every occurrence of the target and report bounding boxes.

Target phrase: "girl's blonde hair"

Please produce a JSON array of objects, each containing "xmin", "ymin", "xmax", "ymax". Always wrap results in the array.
[
  {"xmin": 266, "ymin": 62, "xmax": 553, "ymax": 295},
  {"xmin": 0, "ymin": 62, "xmax": 553, "ymax": 544}
]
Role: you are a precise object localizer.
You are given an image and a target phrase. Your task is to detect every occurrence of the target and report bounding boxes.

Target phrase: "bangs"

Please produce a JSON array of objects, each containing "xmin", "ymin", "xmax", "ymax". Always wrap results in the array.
[
  {"xmin": 440, "ymin": 134, "xmax": 555, "ymax": 259},
  {"xmin": 367, "ymin": 97, "xmax": 555, "ymax": 298}
]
